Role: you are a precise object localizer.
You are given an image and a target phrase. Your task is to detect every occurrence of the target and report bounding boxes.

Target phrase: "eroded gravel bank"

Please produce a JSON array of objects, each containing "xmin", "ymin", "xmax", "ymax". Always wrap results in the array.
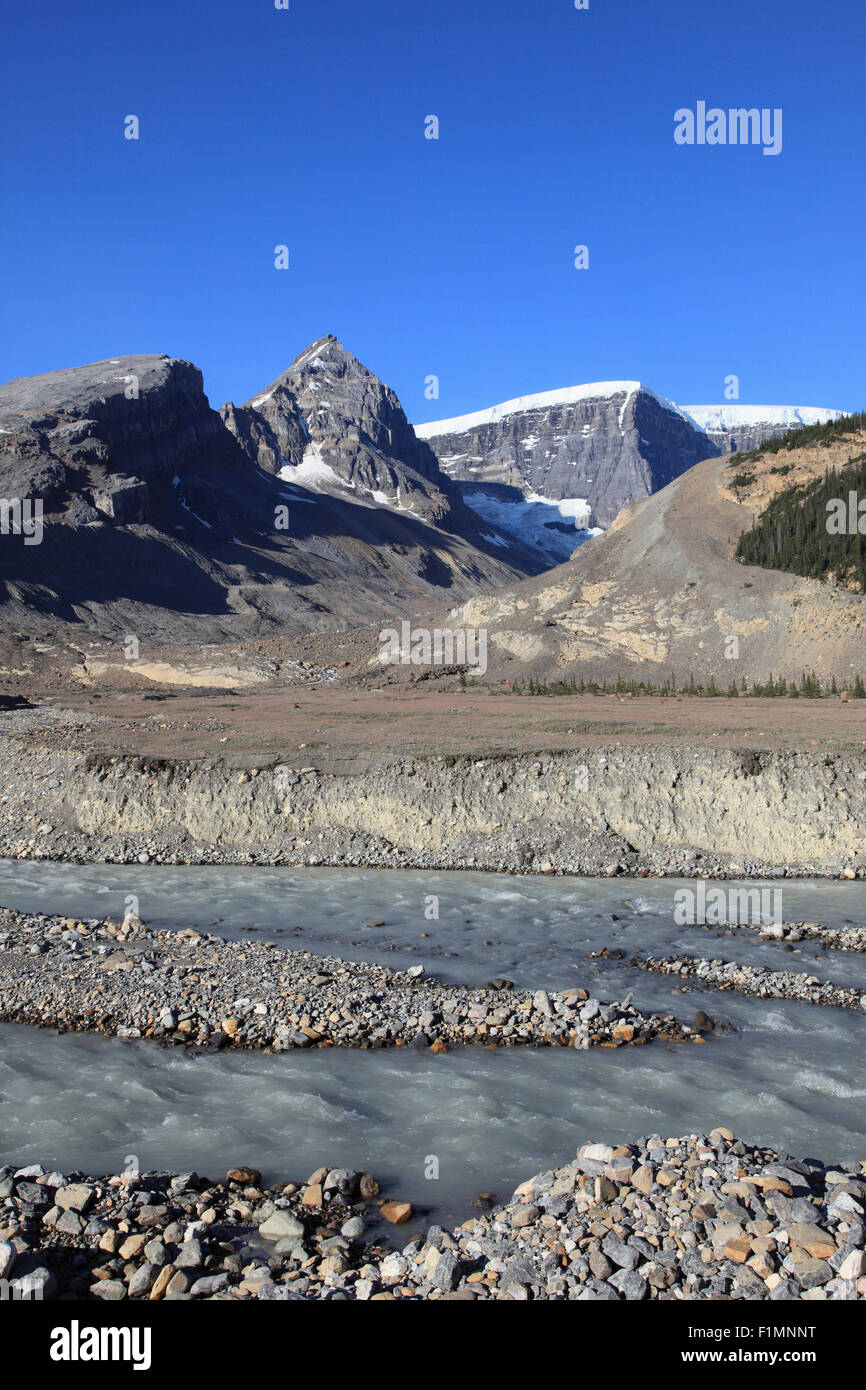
[
  {"xmin": 3, "ymin": 1129, "xmax": 865, "ymax": 1301},
  {"xmin": 1, "ymin": 732, "xmax": 865, "ymax": 878},
  {"xmin": 0, "ymin": 908, "xmax": 701, "ymax": 1051}
]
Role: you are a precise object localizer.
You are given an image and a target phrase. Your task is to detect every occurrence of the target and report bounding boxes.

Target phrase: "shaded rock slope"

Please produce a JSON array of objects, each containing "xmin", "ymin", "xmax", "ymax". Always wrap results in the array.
[{"xmin": 0, "ymin": 347, "xmax": 533, "ymax": 642}]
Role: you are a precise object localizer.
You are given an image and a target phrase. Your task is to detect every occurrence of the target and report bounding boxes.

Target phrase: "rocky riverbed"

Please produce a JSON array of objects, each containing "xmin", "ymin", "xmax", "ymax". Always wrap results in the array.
[
  {"xmin": 637, "ymin": 951, "xmax": 866, "ymax": 1013},
  {"xmin": 3, "ymin": 1129, "xmax": 864, "ymax": 1301},
  {"xmin": 0, "ymin": 908, "xmax": 702, "ymax": 1051}
]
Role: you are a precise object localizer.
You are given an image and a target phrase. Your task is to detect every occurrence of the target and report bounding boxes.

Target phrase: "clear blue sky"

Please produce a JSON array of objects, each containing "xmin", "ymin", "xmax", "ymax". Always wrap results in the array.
[{"xmin": 2, "ymin": 0, "xmax": 864, "ymax": 420}]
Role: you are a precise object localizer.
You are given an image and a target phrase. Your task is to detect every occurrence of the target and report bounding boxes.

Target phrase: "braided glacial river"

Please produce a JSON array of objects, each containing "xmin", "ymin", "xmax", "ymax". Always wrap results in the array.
[{"xmin": 1, "ymin": 861, "xmax": 865, "ymax": 1226}]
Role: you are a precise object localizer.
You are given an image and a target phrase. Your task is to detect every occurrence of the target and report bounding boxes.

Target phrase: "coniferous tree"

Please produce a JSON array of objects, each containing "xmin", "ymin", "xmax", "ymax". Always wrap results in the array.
[{"xmin": 736, "ymin": 452, "xmax": 866, "ymax": 592}]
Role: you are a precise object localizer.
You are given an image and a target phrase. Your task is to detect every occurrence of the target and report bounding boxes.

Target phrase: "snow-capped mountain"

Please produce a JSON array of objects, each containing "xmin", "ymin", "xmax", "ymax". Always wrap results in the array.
[
  {"xmin": 415, "ymin": 385, "xmax": 846, "ymax": 552},
  {"xmin": 415, "ymin": 382, "xmax": 721, "ymax": 532},
  {"xmin": 682, "ymin": 404, "xmax": 844, "ymax": 454}
]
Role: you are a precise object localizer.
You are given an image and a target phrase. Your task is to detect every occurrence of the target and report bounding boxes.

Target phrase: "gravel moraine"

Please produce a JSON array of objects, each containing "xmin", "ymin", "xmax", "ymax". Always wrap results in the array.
[
  {"xmin": 0, "ymin": 908, "xmax": 702, "ymax": 1051},
  {"xmin": 3, "ymin": 1130, "xmax": 865, "ymax": 1301},
  {"xmin": 636, "ymin": 951, "xmax": 866, "ymax": 1013}
]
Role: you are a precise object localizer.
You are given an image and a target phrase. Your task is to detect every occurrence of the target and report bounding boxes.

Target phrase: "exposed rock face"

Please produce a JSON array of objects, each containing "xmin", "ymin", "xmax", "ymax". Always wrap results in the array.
[
  {"xmin": 93, "ymin": 476, "xmax": 149, "ymax": 523},
  {"xmin": 222, "ymin": 335, "xmax": 481, "ymax": 534},
  {"xmin": 0, "ymin": 349, "xmax": 531, "ymax": 641},
  {"xmin": 683, "ymin": 405, "xmax": 845, "ymax": 455},
  {"xmin": 0, "ymin": 355, "xmax": 240, "ymax": 525},
  {"xmin": 416, "ymin": 383, "xmax": 720, "ymax": 528}
]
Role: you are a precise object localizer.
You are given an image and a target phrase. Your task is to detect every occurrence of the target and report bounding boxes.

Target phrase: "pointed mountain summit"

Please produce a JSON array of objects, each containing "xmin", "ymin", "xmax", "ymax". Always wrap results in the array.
[{"xmin": 221, "ymin": 335, "xmax": 472, "ymax": 532}]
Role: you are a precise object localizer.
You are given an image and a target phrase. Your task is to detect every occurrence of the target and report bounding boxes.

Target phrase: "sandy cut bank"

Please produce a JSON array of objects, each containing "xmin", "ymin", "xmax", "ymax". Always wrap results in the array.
[{"xmin": 1, "ymin": 736, "xmax": 865, "ymax": 877}]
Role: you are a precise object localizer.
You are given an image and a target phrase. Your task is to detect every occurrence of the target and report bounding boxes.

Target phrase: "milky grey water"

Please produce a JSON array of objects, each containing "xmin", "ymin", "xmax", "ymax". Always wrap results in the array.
[
  {"xmin": 2, "ymin": 859, "xmax": 865, "ymax": 1000},
  {"xmin": 1, "ymin": 861, "xmax": 865, "ymax": 1225}
]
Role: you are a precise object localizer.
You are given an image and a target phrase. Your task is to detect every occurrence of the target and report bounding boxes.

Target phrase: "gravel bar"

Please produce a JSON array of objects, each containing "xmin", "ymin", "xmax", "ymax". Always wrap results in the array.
[
  {"xmin": 698, "ymin": 918, "xmax": 866, "ymax": 953},
  {"xmin": 0, "ymin": 907, "xmax": 702, "ymax": 1052},
  {"xmin": 636, "ymin": 951, "xmax": 866, "ymax": 1013}
]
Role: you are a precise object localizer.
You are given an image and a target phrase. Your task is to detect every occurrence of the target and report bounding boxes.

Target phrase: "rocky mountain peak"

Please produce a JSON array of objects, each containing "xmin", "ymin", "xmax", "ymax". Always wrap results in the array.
[
  {"xmin": 0, "ymin": 345, "xmax": 532, "ymax": 642},
  {"xmin": 283, "ymin": 333, "xmax": 361, "ymax": 382},
  {"xmin": 0, "ymin": 353, "xmax": 243, "ymax": 526},
  {"xmin": 416, "ymin": 381, "xmax": 720, "ymax": 530},
  {"xmin": 222, "ymin": 337, "xmax": 481, "ymax": 531}
]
